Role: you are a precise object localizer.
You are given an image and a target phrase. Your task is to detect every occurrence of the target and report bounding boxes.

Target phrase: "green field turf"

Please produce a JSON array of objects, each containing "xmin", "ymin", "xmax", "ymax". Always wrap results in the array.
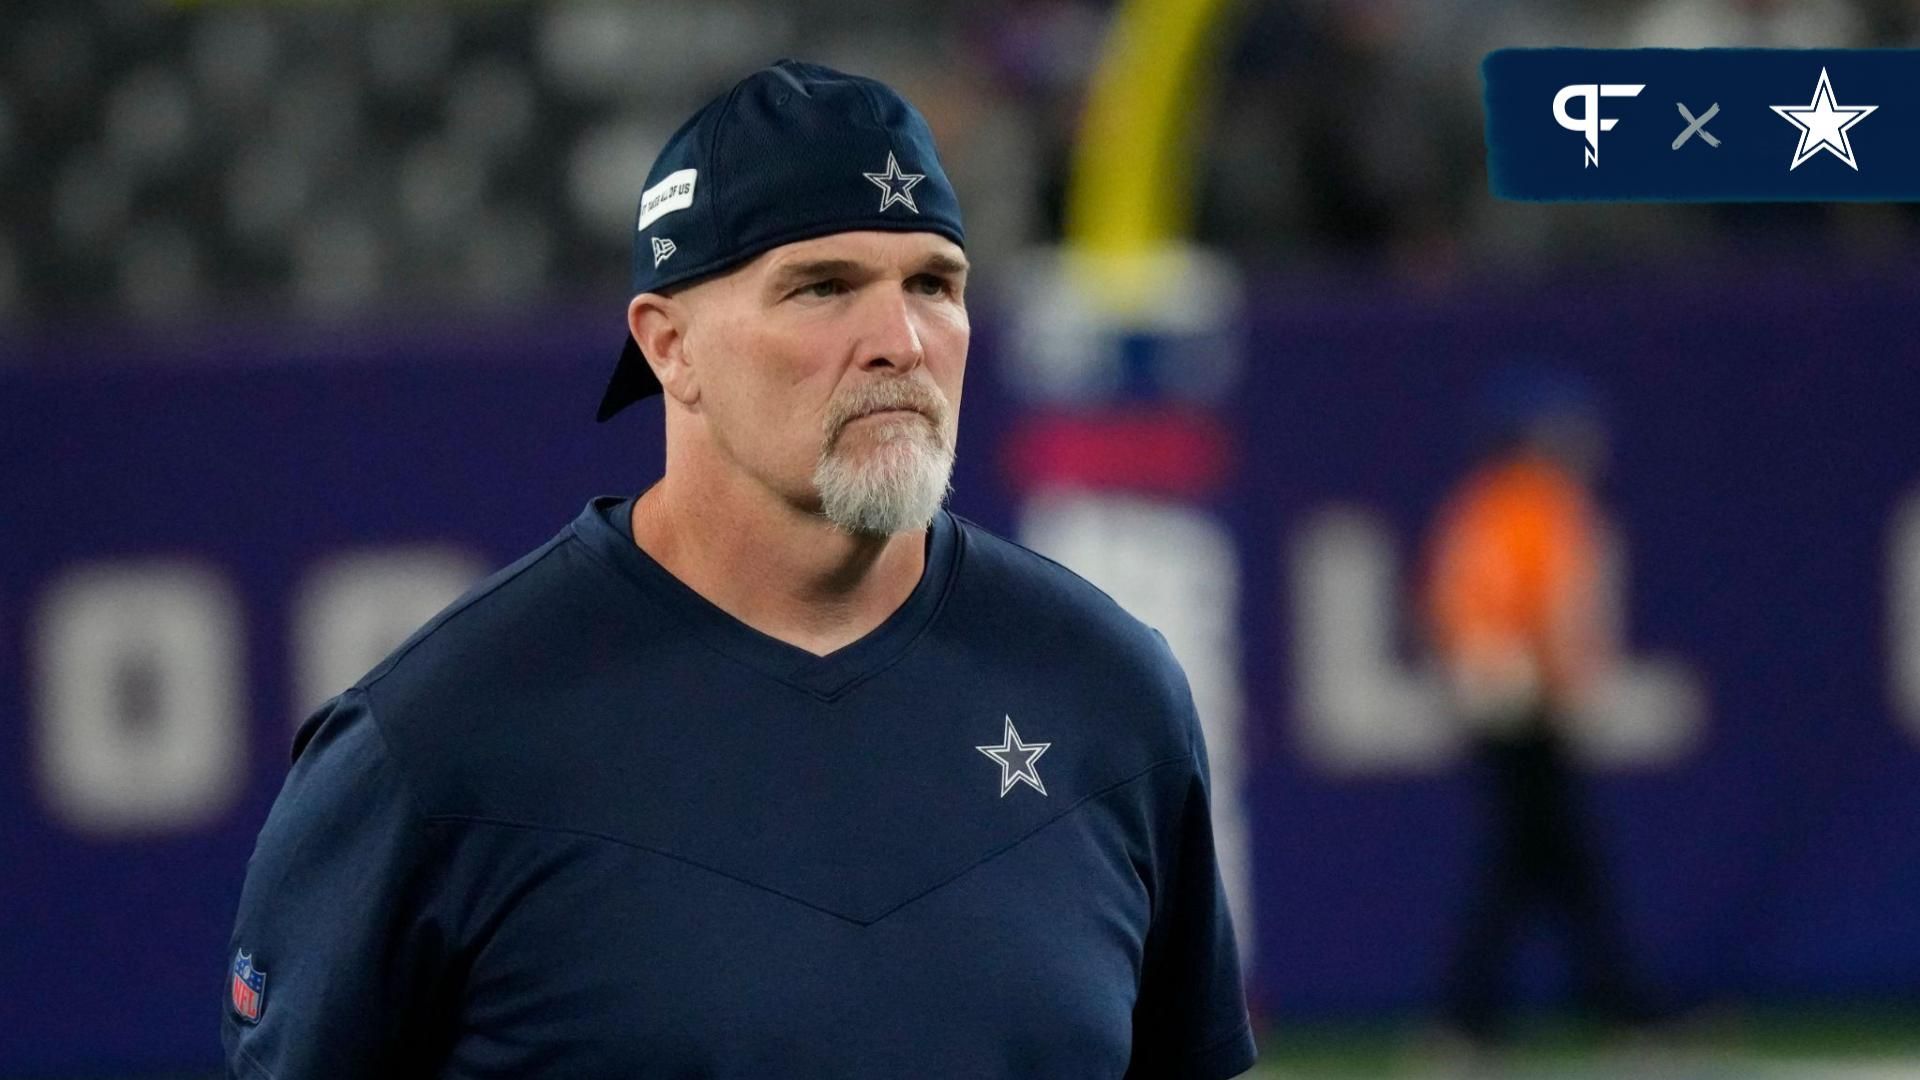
[{"xmin": 1245, "ymin": 1009, "xmax": 1920, "ymax": 1078}]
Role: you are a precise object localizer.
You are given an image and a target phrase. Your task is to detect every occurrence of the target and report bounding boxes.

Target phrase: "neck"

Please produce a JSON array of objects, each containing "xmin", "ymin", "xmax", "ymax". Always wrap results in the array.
[{"xmin": 630, "ymin": 458, "xmax": 930, "ymax": 658}]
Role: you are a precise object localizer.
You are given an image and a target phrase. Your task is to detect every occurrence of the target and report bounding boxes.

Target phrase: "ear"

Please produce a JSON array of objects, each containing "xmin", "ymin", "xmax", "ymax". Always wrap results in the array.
[{"xmin": 628, "ymin": 291, "xmax": 700, "ymax": 406}]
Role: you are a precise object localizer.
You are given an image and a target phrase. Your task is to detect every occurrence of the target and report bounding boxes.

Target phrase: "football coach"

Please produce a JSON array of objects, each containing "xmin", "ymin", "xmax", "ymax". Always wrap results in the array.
[{"xmin": 222, "ymin": 59, "xmax": 1254, "ymax": 1079}]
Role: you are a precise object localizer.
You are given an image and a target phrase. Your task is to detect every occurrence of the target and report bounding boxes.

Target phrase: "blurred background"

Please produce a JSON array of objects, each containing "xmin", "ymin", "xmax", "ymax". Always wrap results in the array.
[{"xmin": 5, "ymin": 0, "xmax": 1920, "ymax": 1076}]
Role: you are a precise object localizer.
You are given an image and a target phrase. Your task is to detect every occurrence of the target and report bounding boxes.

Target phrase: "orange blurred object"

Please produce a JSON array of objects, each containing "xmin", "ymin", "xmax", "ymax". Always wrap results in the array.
[{"xmin": 1423, "ymin": 449, "xmax": 1609, "ymax": 710}]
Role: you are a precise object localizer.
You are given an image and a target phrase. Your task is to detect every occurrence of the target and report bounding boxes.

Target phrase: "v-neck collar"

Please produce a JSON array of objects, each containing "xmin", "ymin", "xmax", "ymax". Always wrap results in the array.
[{"xmin": 570, "ymin": 495, "xmax": 962, "ymax": 701}]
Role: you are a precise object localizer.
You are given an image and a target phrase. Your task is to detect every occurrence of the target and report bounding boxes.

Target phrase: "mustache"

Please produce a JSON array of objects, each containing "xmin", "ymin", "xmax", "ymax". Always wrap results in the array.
[{"xmin": 823, "ymin": 379, "xmax": 950, "ymax": 444}]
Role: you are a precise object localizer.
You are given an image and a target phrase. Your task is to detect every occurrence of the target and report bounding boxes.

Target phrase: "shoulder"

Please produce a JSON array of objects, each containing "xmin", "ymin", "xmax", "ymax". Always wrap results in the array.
[
  {"xmin": 362, "ymin": 528, "xmax": 596, "ymax": 701},
  {"xmin": 948, "ymin": 513, "xmax": 1197, "ymax": 745},
  {"xmin": 951, "ymin": 513, "xmax": 1165, "ymax": 643},
  {"xmin": 372, "ymin": 531, "xmax": 564, "ymax": 659},
  {"xmin": 294, "ymin": 510, "xmax": 643, "ymax": 810}
]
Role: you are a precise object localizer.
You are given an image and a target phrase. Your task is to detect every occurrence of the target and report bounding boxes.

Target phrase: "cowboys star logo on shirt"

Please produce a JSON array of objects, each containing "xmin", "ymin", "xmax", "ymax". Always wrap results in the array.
[
  {"xmin": 975, "ymin": 715, "xmax": 1050, "ymax": 797},
  {"xmin": 863, "ymin": 152, "xmax": 924, "ymax": 213}
]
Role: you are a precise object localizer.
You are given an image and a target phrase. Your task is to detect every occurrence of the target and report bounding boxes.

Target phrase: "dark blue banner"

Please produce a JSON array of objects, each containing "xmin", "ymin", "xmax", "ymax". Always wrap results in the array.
[{"xmin": 1486, "ymin": 48, "xmax": 1920, "ymax": 201}]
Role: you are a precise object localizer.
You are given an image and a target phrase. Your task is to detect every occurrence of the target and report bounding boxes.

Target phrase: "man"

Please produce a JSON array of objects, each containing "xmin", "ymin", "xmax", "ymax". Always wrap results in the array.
[
  {"xmin": 222, "ymin": 60, "xmax": 1254, "ymax": 1079},
  {"xmin": 1422, "ymin": 373, "xmax": 1648, "ymax": 1043}
]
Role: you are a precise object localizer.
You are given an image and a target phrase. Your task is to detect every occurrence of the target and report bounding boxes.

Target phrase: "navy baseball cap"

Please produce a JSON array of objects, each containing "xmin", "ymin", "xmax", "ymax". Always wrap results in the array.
[{"xmin": 597, "ymin": 59, "xmax": 966, "ymax": 421}]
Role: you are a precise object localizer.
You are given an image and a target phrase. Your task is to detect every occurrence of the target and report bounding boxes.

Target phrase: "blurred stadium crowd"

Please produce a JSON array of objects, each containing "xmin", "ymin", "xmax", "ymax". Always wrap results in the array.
[{"xmin": 7, "ymin": 0, "xmax": 1920, "ymax": 331}]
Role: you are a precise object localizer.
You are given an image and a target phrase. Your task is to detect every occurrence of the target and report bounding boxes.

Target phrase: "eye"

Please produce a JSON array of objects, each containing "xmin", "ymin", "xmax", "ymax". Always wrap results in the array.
[
  {"xmin": 908, "ymin": 273, "xmax": 955, "ymax": 297},
  {"xmin": 793, "ymin": 279, "xmax": 849, "ymax": 300}
]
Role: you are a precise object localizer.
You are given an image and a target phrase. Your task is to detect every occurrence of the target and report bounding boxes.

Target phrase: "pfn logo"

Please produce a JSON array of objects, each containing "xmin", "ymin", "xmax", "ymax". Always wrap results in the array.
[{"xmin": 1553, "ymin": 83, "xmax": 1645, "ymax": 167}]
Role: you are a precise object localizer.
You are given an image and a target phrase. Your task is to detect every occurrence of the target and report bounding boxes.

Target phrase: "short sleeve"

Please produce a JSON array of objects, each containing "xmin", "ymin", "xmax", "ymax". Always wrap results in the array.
[
  {"xmin": 1125, "ymin": 640, "xmax": 1256, "ymax": 1080},
  {"xmin": 221, "ymin": 688, "xmax": 454, "ymax": 1078}
]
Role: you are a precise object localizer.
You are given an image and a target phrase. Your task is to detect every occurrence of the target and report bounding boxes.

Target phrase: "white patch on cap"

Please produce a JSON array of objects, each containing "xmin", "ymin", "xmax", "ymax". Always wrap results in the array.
[{"xmin": 637, "ymin": 168, "xmax": 697, "ymax": 231}]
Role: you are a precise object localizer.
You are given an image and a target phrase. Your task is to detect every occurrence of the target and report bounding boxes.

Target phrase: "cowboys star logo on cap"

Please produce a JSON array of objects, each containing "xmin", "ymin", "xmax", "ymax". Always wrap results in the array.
[{"xmin": 863, "ymin": 152, "xmax": 924, "ymax": 213}]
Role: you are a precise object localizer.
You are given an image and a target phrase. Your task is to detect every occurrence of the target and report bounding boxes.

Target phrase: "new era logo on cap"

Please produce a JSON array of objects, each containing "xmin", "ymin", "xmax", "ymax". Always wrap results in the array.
[{"xmin": 651, "ymin": 237, "xmax": 677, "ymax": 267}]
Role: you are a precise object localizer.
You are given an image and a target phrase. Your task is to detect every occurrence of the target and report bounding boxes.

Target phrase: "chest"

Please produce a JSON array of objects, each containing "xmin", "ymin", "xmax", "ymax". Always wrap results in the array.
[{"xmin": 443, "ymin": 789, "xmax": 1155, "ymax": 1079}]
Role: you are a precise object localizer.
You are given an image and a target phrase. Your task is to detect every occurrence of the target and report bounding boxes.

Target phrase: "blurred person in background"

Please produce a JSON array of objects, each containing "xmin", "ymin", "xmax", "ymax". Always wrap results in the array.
[{"xmin": 1421, "ymin": 371, "xmax": 1651, "ymax": 1047}]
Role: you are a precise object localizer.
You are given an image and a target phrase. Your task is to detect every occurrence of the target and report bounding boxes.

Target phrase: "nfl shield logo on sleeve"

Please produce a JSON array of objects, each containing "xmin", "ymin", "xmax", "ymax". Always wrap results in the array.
[{"xmin": 230, "ymin": 950, "xmax": 265, "ymax": 1023}]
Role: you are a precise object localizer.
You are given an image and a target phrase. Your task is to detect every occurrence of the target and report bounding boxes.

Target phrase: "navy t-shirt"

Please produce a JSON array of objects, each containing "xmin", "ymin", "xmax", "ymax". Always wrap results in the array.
[{"xmin": 223, "ymin": 497, "xmax": 1254, "ymax": 1079}]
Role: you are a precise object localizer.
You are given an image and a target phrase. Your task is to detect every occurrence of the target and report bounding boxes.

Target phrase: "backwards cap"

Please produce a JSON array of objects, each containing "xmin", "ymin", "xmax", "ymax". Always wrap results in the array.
[{"xmin": 597, "ymin": 59, "xmax": 966, "ymax": 421}]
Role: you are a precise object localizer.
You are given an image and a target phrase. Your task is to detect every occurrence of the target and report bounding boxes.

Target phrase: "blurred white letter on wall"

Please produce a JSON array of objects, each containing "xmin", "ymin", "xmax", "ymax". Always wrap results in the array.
[
  {"xmin": 1891, "ymin": 491, "xmax": 1920, "ymax": 736},
  {"xmin": 1292, "ymin": 506, "xmax": 1455, "ymax": 773},
  {"xmin": 33, "ymin": 561, "xmax": 244, "ymax": 835}
]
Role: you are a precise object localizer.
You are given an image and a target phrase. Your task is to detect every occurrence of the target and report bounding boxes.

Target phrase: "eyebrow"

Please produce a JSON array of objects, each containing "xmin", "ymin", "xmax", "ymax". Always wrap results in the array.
[
  {"xmin": 918, "ymin": 253, "xmax": 971, "ymax": 278},
  {"xmin": 768, "ymin": 259, "xmax": 865, "ymax": 290},
  {"xmin": 766, "ymin": 252, "xmax": 971, "ymax": 291}
]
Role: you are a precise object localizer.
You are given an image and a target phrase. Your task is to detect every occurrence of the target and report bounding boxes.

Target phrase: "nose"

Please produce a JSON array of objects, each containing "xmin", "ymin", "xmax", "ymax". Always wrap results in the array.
[{"xmin": 853, "ymin": 284, "xmax": 925, "ymax": 377}]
